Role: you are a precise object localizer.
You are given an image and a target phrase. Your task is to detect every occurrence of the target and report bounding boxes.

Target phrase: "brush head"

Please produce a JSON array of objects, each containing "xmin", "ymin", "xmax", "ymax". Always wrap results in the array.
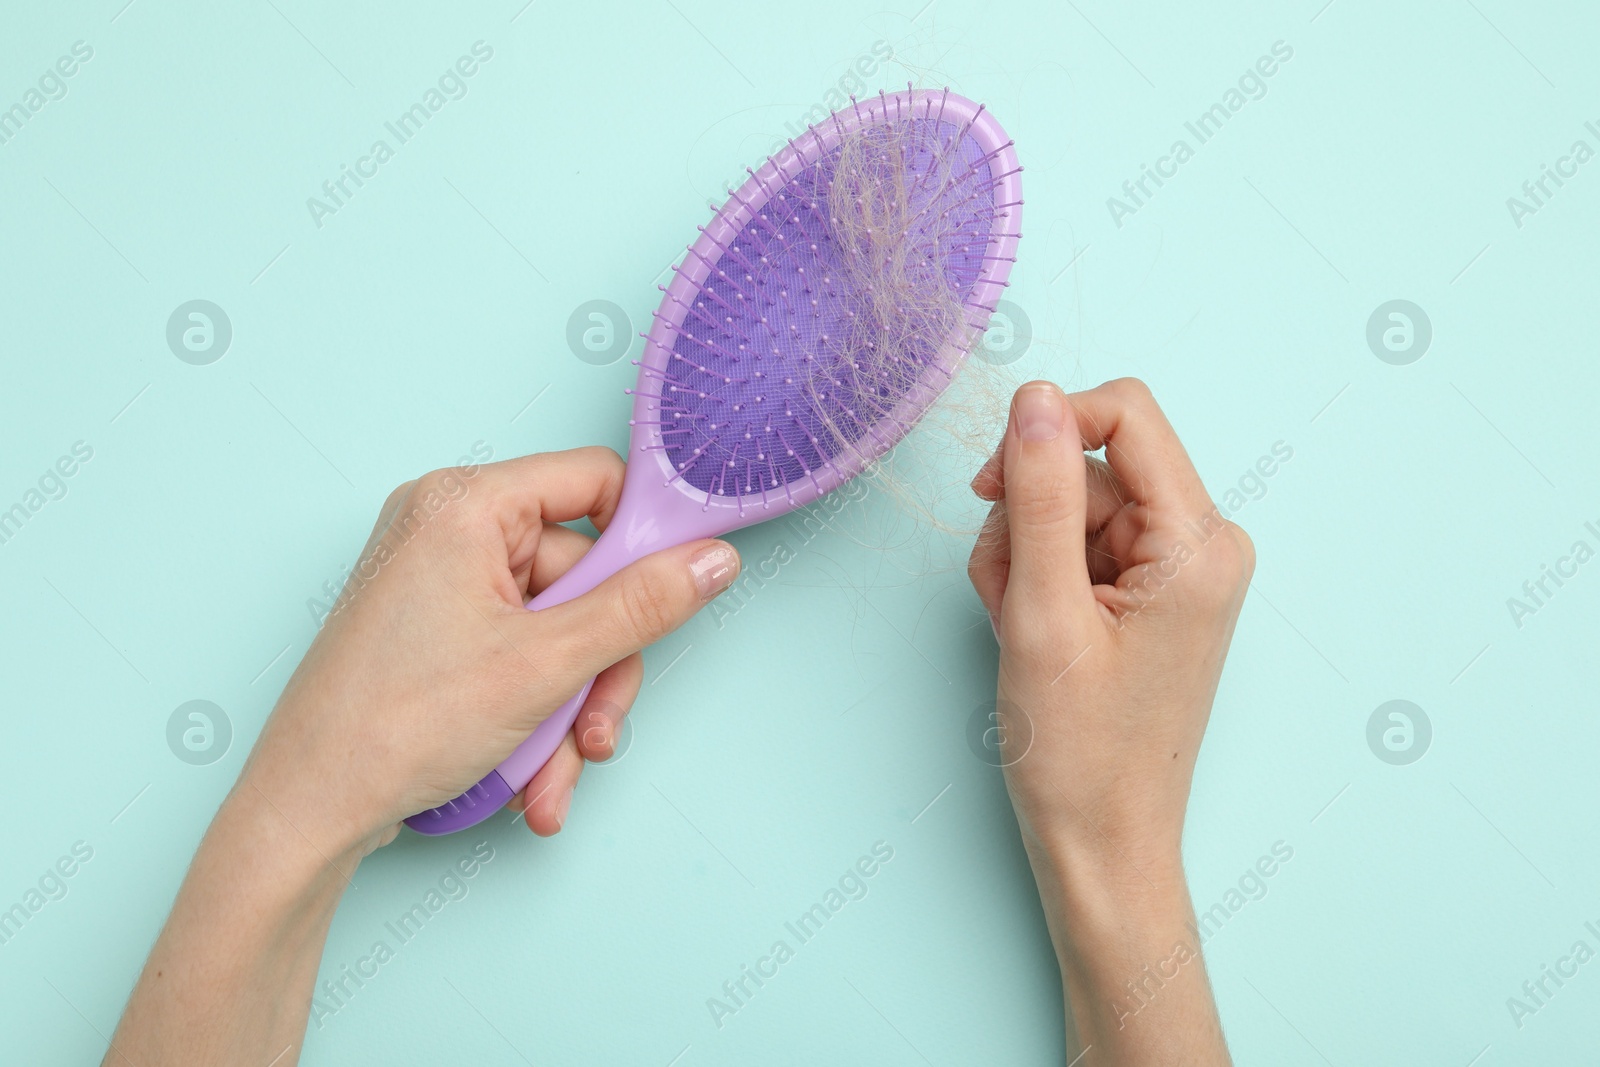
[{"xmin": 630, "ymin": 89, "xmax": 1021, "ymax": 520}]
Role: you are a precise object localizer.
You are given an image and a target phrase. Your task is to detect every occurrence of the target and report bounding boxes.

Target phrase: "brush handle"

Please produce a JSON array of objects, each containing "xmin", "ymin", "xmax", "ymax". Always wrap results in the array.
[{"xmin": 403, "ymin": 524, "xmax": 648, "ymax": 835}]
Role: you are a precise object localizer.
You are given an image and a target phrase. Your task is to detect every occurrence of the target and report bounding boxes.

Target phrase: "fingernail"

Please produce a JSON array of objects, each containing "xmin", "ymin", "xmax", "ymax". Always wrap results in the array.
[
  {"xmin": 989, "ymin": 615, "xmax": 1001, "ymax": 644},
  {"xmin": 1014, "ymin": 383, "xmax": 1064, "ymax": 442},
  {"xmin": 689, "ymin": 541, "xmax": 740, "ymax": 600},
  {"xmin": 554, "ymin": 787, "xmax": 573, "ymax": 830}
]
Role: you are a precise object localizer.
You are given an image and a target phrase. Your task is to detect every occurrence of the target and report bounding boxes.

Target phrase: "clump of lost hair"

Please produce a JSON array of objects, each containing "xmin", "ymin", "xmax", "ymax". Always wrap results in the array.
[{"xmin": 798, "ymin": 117, "xmax": 1022, "ymax": 560}]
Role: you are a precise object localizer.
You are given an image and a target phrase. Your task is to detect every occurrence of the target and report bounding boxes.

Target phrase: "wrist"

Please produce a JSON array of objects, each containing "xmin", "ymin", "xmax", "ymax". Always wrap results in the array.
[
  {"xmin": 1022, "ymin": 826, "xmax": 1191, "ymax": 958},
  {"xmin": 209, "ymin": 775, "xmax": 366, "ymax": 910},
  {"xmin": 1040, "ymin": 833, "xmax": 1188, "ymax": 918},
  {"xmin": 1014, "ymin": 800, "xmax": 1185, "ymax": 899},
  {"xmin": 106, "ymin": 772, "xmax": 357, "ymax": 1063},
  {"xmin": 236, "ymin": 700, "xmax": 397, "ymax": 863}
]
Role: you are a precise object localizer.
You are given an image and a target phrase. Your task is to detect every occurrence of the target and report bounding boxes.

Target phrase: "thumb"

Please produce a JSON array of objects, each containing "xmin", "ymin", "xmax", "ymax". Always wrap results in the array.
[
  {"xmin": 532, "ymin": 539, "xmax": 740, "ymax": 683},
  {"xmin": 999, "ymin": 381, "xmax": 1095, "ymax": 620}
]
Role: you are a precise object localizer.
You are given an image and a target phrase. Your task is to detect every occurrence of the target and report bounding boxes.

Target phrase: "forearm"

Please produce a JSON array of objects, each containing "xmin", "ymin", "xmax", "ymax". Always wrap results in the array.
[
  {"xmin": 1028, "ymin": 836, "xmax": 1230, "ymax": 1067},
  {"xmin": 105, "ymin": 783, "xmax": 358, "ymax": 1067}
]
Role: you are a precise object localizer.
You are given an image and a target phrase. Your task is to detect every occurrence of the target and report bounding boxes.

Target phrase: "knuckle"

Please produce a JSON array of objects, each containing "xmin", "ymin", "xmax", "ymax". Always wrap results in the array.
[
  {"xmin": 1106, "ymin": 376, "xmax": 1154, "ymax": 405},
  {"xmin": 412, "ymin": 468, "xmax": 457, "ymax": 498},
  {"xmin": 1230, "ymin": 523, "xmax": 1257, "ymax": 579},
  {"xmin": 430, "ymin": 466, "xmax": 475, "ymax": 497},
  {"xmin": 397, "ymin": 469, "xmax": 475, "ymax": 534},
  {"xmin": 1187, "ymin": 522, "xmax": 1253, "ymax": 604},
  {"xmin": 1005, "ymin": 471, "xmax": 1076, "ymax": 530},
  {"xmin": 568, "ymin": 445, "xmax": 625, "ymax": 511},
  {"xmin": 1003, "ymin": 611, "xmax": 1070, "ymax": 671},
  {"xmin": 574, "ymin": 444, "xmax": 625, "ymax": 477},
  {"xmin": 968, "ymin": 525, "xmax": 1007, "ymax": 573},
  {"xmin": 381, "ymin": 480, "xmax": 415, "ymax": 513},
  {"xmin": 619, "ymin": 570, "xmax": 679, "ymax": 641}
]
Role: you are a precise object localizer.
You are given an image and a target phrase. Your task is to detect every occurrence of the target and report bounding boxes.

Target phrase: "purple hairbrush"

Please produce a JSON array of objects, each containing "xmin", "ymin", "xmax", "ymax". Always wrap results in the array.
[{"xmin": 407, "ymin": 88, "xmax": 1021, "ymax": 835}]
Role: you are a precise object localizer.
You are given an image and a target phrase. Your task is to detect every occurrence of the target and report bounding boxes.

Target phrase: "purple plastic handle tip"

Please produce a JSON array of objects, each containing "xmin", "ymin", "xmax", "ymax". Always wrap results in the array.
[{"xmin": 404, "ymin": 771, "xmax": 515, "ymax": 836}]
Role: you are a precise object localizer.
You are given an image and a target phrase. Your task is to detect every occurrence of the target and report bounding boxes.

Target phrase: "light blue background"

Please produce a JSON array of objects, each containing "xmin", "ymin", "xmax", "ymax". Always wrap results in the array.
[{"xmin": 2, "ymin": 1, "xmax": 1597, "ymax": 1063}]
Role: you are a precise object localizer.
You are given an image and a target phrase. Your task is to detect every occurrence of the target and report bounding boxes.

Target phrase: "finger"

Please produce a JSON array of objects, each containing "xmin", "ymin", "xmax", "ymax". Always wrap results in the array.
[
  {"xmin": 971, "ymin": 447, "xmax": 1003, "ymax": 500},
  {"xmin": 517, "ymin": 729, "xmax": 583, "ymax": 836},
  {"xmin": 1086, "ymin": 501, "xmax": 1147, "ymax": 586},
  {"xmin": 1084, "ymin": 457, "xmax": 1132, "ymax": 534},
  {"xmin": 377, "ymin": 447, "xmax": 630, "ymax": 612},
  {"xmin": 520, "ymin": 522, "xmax": 594, "ymax": 600},
  {"xmin": 472, "ymin": 445, "xmax": 628, "ymax": 528},
  {"xmin": 575, "ymin": 653, "xmax": 643, "ymax": 762},
  {"xmin": 1066, "ymin": 378, "xmax": 1211, "ymax": 519},
  {"xmin": 460, "ymin": 447, "xmax": 629, "ymax": 581},
  {"xmin": 520, "ymin": 539, "xmax": 741, "ymax": 692},
  {"xmin": 998, "ymin": 381, "xmax": 1097, "ymax": 621},
  {"xmin": 967, "ymin": 498, "xmax": 1010, "ymax": 622},
  {"xmin": 975, "ymin": 443, "xmax": 1128, "ymax": 535}
]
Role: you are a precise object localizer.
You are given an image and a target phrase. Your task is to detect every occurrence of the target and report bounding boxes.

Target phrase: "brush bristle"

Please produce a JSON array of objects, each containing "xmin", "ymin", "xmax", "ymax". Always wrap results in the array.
[{"xmin": 642, "ymin": 91, "xmax": 1019, "ymax": 510}]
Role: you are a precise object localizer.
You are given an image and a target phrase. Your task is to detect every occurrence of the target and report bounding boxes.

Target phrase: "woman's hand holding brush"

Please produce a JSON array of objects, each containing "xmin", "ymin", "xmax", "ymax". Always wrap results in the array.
[
  {"xmin": 104, "ymin": 447, "xmax": 740, "ymax": 1066},
  {"xmin": 245, "ymin": 446, "xmax": 742, "ymax": 852}
]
